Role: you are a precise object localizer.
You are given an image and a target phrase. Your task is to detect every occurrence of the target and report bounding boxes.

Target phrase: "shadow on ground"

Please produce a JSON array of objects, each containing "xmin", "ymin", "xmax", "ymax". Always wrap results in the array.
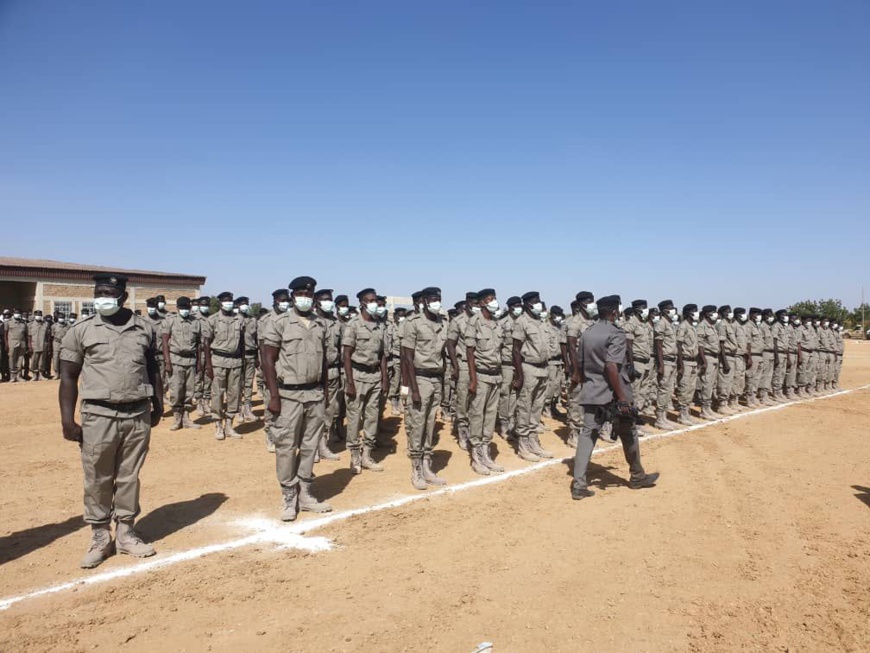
[
  {"xmin": 0, "ymin": 515, "xmax": 87, "ymax": 566},
  {"xmin": 137, "ymin": 492, "xmax": 229, "ymax": 542}
]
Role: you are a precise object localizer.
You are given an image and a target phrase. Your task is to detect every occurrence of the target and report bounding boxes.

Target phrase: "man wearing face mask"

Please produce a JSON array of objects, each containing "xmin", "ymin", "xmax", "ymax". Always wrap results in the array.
[
  {"xmin": 446, "ymin": 292, "xmax": 478, "ymax": 451},
  {"xmin": 819, "ymin": 317, "xmax": 836, "ymax": 393},
  {"xmin": 399, "ymin": 291, "xmax": 424, "ymax": 417},
  {"xmin": 757, "ymin": 309, "xmax": 777, "ymax": 405},
  {"xmin": 571, "ymin": 294, "xmax": 659, "ymax": 500},
  {"xmin": 676, "ymin": 304, "xmax": 701, "ymax": 425},
  {"xmin": 497, "ymin": 296, "xmax": 523, "ymax": 439},
  {"xmin": 261, "ymin": 276, "xmax": 332, "ymax": 520},
  {"xmin": 512, "ymin": 291, "xmax": 554, "ymax": 462},
  {"xmin": 233, "ymin": 296, "xmax": 259, "ymax": 423},
  {"xmin": 784, "ymin": 313, "xmax": 800, "ymax": 399},
  {"xmin": 27, "ymin": 310, "xmax": 49, "ymax": 381},
  {"xmin": 143, "ymin": 298, "xmax": 166, "ymax": 395},
  {"xmin": 59, "ymin": 273, "xmax": 163, "ymax": 568},
  {"xmin": 566, "ymin": 292, "xmax": 597, "ymax": 446},
  {"xmin": 335, "ymin": 295, "xmax": 352, "ymax": 328},
  {"xmin": 4, "ymin": 307, "xmax": 28, "ymax": 383},
  {"xmin": 715, "ymin": 305, "xmax": 739, "ymax": 414},
  {"xmin": 696, "ymin": 305, "xmax": 725, "ymax": 419},
  {"xmin": 193, "ymin": 296, "xmax": 212, "ymax": 417},
  {"xmin": 744, "ymin": 308, "xmax": 765, "ymax": 406},
  {"xmin": 771, "ymin": 309, "xmax": 791, "ymax": 402},
  {"xmin": 387, "ymin": 307, "xmax": 407, "ymax": 416},
  {"xmin": 51, "ymin": 314, "xmax": 70, "ymax": 380},
  {"xmin": 257, "ymin": 289, "xmax": 292, "ymax": 453},
  {"xmin": 342, "ymin": 288, "xmax": 388, "ymax": 475},
  {"xmin": 543, "ymin": 306, "xmax": 566, "ymax": 421},
  {"xmin": 162, "ymin": 297, "xmax": 203, "ymax": 431},
  {"xmin": 731, "ymin": 308, "xmax": 750, "ymax": 410},
  {"xmin": 0, "ymin": 309, "xmax": 10, "ymax": 382},
  {"xmin": 204, "ymin": 291, "xmax": 245, "ymax": 440},
  {"xmin": 333, "ymin": 294, "xmax": 352, "ymax": 441},
  {"xmin": 832, "ymin": 321, "xmax": 845, "ymax": 389},
  {"xmin": 313, "ymin": 288, "xmax": 341, "ymax": 461},
  {"xmin": 623, "ymin": 300, "xmax": 656, "ymax": 428},
  {"xmin": 401, "ymin": 287, "xmax": 448, "ymax": 489},
  {"xmin": 653, "ymin": 300, "xmax": 679, "ymax": 429},
  {"xmin": 465, "ymin": 288, "xmax": 506, "ymax": 475}
]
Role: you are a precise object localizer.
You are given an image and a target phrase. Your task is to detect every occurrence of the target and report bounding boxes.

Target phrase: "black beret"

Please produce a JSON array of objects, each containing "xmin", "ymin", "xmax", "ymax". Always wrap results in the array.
[
  {"xmin": 447, "ymin": 308, "xmax": 458, "ymax": 317},
  {"xmin": 218, "ymin": 291, "xmax": 234, "ymax": 301},
  {"xmin": 648, "ymin": 306, "xmax": 660, "ymax": 315},
  {"xmin": 521, "ymin": 291, "xmax": 540, "ymax": 303},
  {"xmin": 69, "ymin": 312, "xmax": 77, "ymax": 318},
  {"xmin": 550, "ymin": 305, "xmax": 564, "ymax": 316},
  {"xmin": 93, "ymin": 273, "xmax": 128, "ymax": 290},
  {"xmin": 33, "ymin": 310, "xmax": 43, "ymax": 316},
  {"xmin": 335, "ymin": 295, "xmax": 349, "ymax": 304},
  {"xmin": 394, "ymin": 307, "xmax": 407, "ymax": 315},
  {"xmin": 506, "ymin": 296, "xmax": 522, "ymax": 307},
  {"xmin": 631, "ymin": 299, "xmax": 648, "ymax": 309},
  {"xmin": 411, "ymin": 290, "xmax": 423, "ymax": 301},
  {"xmin": 775, "ymin": 309, "xmax": 787, "ymax": 317},
  {"xmin": 272, "ymin": 288, "xmax": 290, "ymax": 299},
  {"xmin": 762, "ymin": 308, "xmax": 773, "ymax": 316},
  {"xmin": 734, "ymin": 307, "xmax": 746, "ymax": 314},
  {"xmin": 575, "ymin": 291, "xmax": 594, "ymax": 303},
  {"xmin": 155, "ymin": 295, "xmax": 166, "ymax": 301},
  {"xmin": 376, "ymin": 295, "xmax": 386, "ymax": 302},
  {"xmin": 176, "ymin": 296, "xmax": 192, "ymax": 308},
  {"xmin": 146, "ymin": 297, "xmax": 158, "ymax": 307},
  {"xmin": 289, "ymin": 276, "xmax": 317, "ymax": 291},
  {"xmin": 356, "ymin": 288, "xmax": 376, "ymax": 300},
  {"xmin": 198, "ymin": 295, "xmax": 211, "ymax": 303},
  {"xmin": 314, "ymin": 288, "xmax": 333, "ymax": 298},
  {"xmin": 702, "ymin": 305, "xmax": 717, "ymax": 313},
  {"xmin": 749, "ymin": 307, "xmax": 761, "ymax": 315},
  {"xmin": 657, "ymin": 299, "xmax": 674, "ymax": 310},
  {"xmin": 683, "ymin": 303, "xmax": 698, "ymax": 314},
  {"xmin": 718, "ymin": 305, "xmax": 731, "ymax": 314},
  {"xmin": 477, "ymin": 288, "xmax": 496, "ymax": 299},
  {"xmin": 787, "ymin": 311, "xmax": 797, "ymax": 318},
  {"xmin": 420, "ymin": 287, "xmax": 441, "ymax": 297},
  {"xmin": 454, "ymin": 301, "xmax": 466, "ymax": 310},
  {"xmin": 236, "ymin": 296, "xmax": 250, "ymax": 304},
  {"xmin": 465, "ymin": 291, "xmax": 479, "ymax": 302},
  {"xmin": 597, "ymin": 295, "xmax": 620, "ymax": 310}
]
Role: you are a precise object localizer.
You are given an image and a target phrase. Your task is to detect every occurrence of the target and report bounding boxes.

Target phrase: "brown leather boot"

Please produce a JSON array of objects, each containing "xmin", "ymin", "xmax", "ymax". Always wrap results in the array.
[
  {"xmin": 115, "ymin": 520, "xmax": 155, "ymax": 558},
  {"xmin": 470, "ymin": 444, "xmax": 490, "ymax": 475},
  {"xmin": 299, "ymin": 481, "xmax": 332, "ymax": 513},
  {"xmin": 421, "ymin": 455, "xmax": 446, "ymax": 486},
  {"xmin": 517, "ymin": 436, "xmax": 541, "ymax": 462},
  {"xmin": 80, "ymin": 524, "xmax": 114, "ymax": 569},
  {"xmin": 361, "ymin": 446, "xmax": 383, "ymax": 471},
  {"xmin": 410, "ymin": 459, "xmax": 427, "ymax": 490}
]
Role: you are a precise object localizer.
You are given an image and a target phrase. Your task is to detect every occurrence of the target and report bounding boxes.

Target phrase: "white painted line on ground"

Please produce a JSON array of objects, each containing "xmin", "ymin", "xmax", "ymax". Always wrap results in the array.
[{"xmin": 2, "ymin": 384, "xmax": 867, "ymax": 612}]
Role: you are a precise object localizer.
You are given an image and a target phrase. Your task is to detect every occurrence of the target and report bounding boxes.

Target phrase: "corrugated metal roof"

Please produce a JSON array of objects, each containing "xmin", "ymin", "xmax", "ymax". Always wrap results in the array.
[{"xmin": 0, "ymin": 257, "xmax": 206, "ymax": 284}]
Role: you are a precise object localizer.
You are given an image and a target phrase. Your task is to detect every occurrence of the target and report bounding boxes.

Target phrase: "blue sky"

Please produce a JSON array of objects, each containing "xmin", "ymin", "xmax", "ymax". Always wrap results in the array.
[{"xmin": 1, "ymin": 0, "xmax": 867, "ymax": 309}]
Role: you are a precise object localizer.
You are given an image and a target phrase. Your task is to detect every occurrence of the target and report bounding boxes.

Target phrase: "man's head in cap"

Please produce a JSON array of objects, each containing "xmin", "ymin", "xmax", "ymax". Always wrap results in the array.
[
  {"xmin": 658, "ymin": 299, "xmax": 677, "ymax": 323},
  {"xmin": 506, "ymin": 295, "xmax": 522, "ymax": 318},
  {"xmin": 718, "ymin": 305, "xmax": 733, "ymax": 321},
  {"xmin": 550, "ymin": 305, "xmax": 565, "ymax": 326},
  {"xmin": 790, "ymin": 312, "xmax": 801, "ymax": 327},
  {"xmin": 631, "ymin": 299, "xmax": 649, "ymax": 321},
  {"xmin": 420, "ymin": 287, "xmax": 442, "ymax": 317},
  {"xmin": 334, "ymin": 294, "xmax": 350, "ymax": 319},
  {"xmin": 236, "ymin": 296, "xmax": 251, "ymax": 316},
  {"xmin": 775, "ymin": 308, "xmax": 788, "ymax": 324},
  {"xmin": 394, "ymin": 307, "xmax": 407, "ymax": 324},
  {"xmin": 683, "ymin": 303, "xmax": 699, "ymax": 321},
  {"xmin": 748, "ymin": 307, "xmax": 762, "ymax": 324},
  {"xmin": 465, "ymin": 291, "xmax": 480, "ymax": 316},
  {"xmin": 356, "ymin": 288, "xmax": 378, "ymax": 319},
  {"xmin": 313, "ymin": 288, "xmax": 334, "ymax": 317},
  {"xmin": 762, "ymin": 308, "xmax": 775, "ymax": 324},
  {"xmin": 454, "ymin": 300, "xmax": 467, "ymax": 313},
  {"xmin": 198, "ymin": 295, "xmax": 211, "ymax": 316},
  {"xmin": 521, "ymin": 291, "xmax": 543, "ymax": 317},
  {"xmin": 648, "ymin": 305, "xmax": 661, "ymax": 325},
  {"xmin": 595, "ymin": 294, "xmax": 621, "ymax": 322},
  {"xmin": 176, "ymin": 296, "xmax": 193, "ymax": 319},
  {"xmin": 477, "ymin": 288, "xmax": 497, "ymax": 317},
  {"xmin": 701, "ymin": 304, "xmax": 718, "ymax": 324},
  {"xmin": 734, "ymin": 307, "xmax": 747, "ymax": 323},
  {"xmin": 376, "ymin": 294, "xmax": 388, "ymax": 320},
  {"xmin": 218, "ymin": 291, "xmax": 235, "ymax": 314},
  {"xmin": 288, "ymin": 276, "xmax": 317, "ymax": 314},
  {"xmin": 575, "ymin": 291, "xmax": 596, "ymax": 319},
  {"xmin": 411, "ymin": 290, "xmax": 424, "ymax": 314},
  {"xmin": 271, "ymin": 288, "xmax": 291, "ymax": 313},
  {"xmin": 155, "ymin": 294, "xmax": 167, "ymax": 313},
  {"xmin": 91, "ymin": 273, "xmax": 129, "ymax": 318}
]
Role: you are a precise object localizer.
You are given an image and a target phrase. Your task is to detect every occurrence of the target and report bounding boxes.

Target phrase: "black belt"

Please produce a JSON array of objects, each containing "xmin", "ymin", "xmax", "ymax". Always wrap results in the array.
[
  {"xmin": 415, "ymin": 368, "xmax": 443, "ymax": 378},
  {"xmin": 703, "ymin": 351, "xmax": 719, "ymax": 356},
  {"xmin": 212, "ymin": 350, "xmax": 240, "ymax": 359},
  {"xmin": 85, "ymin": 399, "xmax": 149, "ymax": 411},
  {"xmin": 764, "ymin": 349, "xmax": 774, "ymax": 353},
  {"xmin": 549, "ymin": 355, "xmax": 563, "ymax": 362},
  {"xmin": 475, "ymin": 367, "xmax": 501, "ymax": 376},
  {"xmin": 803, "ymin": 348, "xmax": 815, "ymax": 353},
  {"xmin": 723, "ymin": 352, "xmax": 737, "ymax": 357},
  {"xmin": 663, "ymin": 355, "xmax": 677, "ymax": 362},
  {"xmin": 524, "ymin": 361, "xmax": 548, "ymax": 368},
  {"xmin": 245, "ymin": 349, "xmax": 257, "ymax": 356},
  {"xmin": 279, "ymin": 381, "xmax": 321, "ymax": 391},
  {"xmin": 171, "ymin": 351, "xmax": 196, "ymax": 358},
  {"xmin": 352, "ymin": 361, "xmax": 380, "ymax": 373},
  {"xmin": 751, "ymin": 352, "xmax": 763, "ymax": 357},
  {"xmin": 632, "ymin": 356, "xmax": 650, "ymax": 363}
]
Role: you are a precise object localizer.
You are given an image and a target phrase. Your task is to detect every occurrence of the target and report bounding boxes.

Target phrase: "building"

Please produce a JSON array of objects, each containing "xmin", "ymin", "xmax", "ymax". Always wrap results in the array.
[{"xmin": 0, "ymin": 257, "xmax": 206, "ymax": 316}]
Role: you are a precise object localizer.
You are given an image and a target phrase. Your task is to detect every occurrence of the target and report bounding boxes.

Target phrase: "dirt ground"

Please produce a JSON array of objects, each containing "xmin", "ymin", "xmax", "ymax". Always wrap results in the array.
[{"xmin": 1, "ymin": 342, "xmax": 869, "ymax": 652}]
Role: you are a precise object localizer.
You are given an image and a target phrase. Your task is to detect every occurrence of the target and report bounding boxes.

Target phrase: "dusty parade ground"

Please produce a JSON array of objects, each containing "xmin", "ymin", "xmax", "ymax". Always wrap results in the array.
[{"xmin": 1, "ymin": 342, "xmax": 868, "ymax": 652}]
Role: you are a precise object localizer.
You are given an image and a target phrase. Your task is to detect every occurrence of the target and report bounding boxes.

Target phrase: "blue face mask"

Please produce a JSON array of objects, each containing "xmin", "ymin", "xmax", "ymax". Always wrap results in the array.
[
  {"xmin": 511, "ymin": 306, "xmax": 522, "ymax": 317},
  {"xmin": 179, "ymin": 309, "xmax": 191, "ymax": 318}
]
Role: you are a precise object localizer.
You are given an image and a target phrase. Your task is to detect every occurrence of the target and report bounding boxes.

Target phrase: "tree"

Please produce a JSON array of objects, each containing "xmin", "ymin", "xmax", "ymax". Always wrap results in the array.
[
  {"xmin": 788, "ymin": 299, "xmax": 819, "ymax": 316},
  {"xmin": 787, "ymin": 298, "xmax": 848, "ymax": 323},
  {"xmin": 848, "ymin": 303, "xmax": 870, "ymax": 331}
]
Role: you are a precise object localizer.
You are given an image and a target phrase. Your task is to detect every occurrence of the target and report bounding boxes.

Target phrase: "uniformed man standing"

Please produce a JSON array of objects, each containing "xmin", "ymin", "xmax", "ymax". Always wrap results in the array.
[
  {"xmin": 5, "ymin": 308, "xmax": 27, "ymax": 382},
  {"xmin": 731, "ymin": 308, "xmax": 750, "ymax": 409},
  {"xmin": 261, "ymin": 276, "xmax": 332, "ymax": 520},
  {"xmin": 313, "ymin": 288, "xmax": 341, "ymax": 461},
  {"xmin": 162, "ymin": 297, "xmax": 203, "ymax": 431},
  {"xmin": 51, "ymin": 314, "xmax": 69, "ymax": 379},
  {"xmin": 387, "ymin": 307, "xmax": 407, "ymax": 415},
  {"xmin": 204, "ymin": 291, "xmax": 245, "ymax": 440},
  {"xmin": 342, "ymin": 288, "xmax": 388, "ymax": 475},
  {"xmin": 652, "ymin": 300, "xmax": 679, "ymax": 429},
  {"xmin": 193, "ymin": 296, "xmax": 213, "ymax": 417},
  {"xmin": 745, "ymin": 308, "xmax": 765, "ymax": 405},
  {"xmin": 675, "ymin": 304, "xmax": 701, "ymax": 425},
  {"xmin": 257, "ymin": 289, "xmax": 292, "ymax": 453},
  {"xmin": 496, "ymin": 296, "xmax": 523, "ymax": 439},
  {"xmin": 512, "ymin": 291, "xmax": 553, "ymax": 462},
  {"xmin": 59, "ymin": 273, "xmax": 162, "ymax": 568},
  {"xmin": 235, "ymin": 296, "xmax": 259, "ymax": 422},
  {"xmin": 143, "ymin": 298, "xmax": 166, "ymax": 392},
  {"xmin": 771, "ymin": 309, "xmax": 790, "ymax": 402},
  {"xmin": 401, "ymin": 287, "xmax": 448, "ymax": 490},
  {"xmin": 758, "ymin": 308, "xmax": 776, "ymax": 405},
  {"xmin": 818, "ymin": 317, "xmax": 835, "ymax": 393},
  {"xmin": 28, "ymin": 311, "xmax": 50, "ymax": 381},
  {"xmin": 697, "ymin": 305, "xmax": 725, "ymax": 419},
  {"xmin": 543, "ymin": 305, "xmax": 566, "ymax": 420},
  {"xmin": 566, "ymin": 292, "xmax": 596, "ymax": 446},
  {"xmin": 465, "ymin": 288, "xmax": 506, "ymax": 475},
  {"xmin": 446, "ymin": 292, "xmax": 478, "ymax": 451},
  {"xmin": 570, "ymin": 295, "xmax": 659, "ymax": 500},
  {"xmin": 715, "ymin": 305, "xmax": 739, "ymax": 414}
]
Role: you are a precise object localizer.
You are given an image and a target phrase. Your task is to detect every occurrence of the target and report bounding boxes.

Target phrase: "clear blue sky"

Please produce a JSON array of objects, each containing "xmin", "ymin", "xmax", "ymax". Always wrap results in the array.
[{"xmin": 1, "ymin": 0, "xmax": 867, "ymax": 309}]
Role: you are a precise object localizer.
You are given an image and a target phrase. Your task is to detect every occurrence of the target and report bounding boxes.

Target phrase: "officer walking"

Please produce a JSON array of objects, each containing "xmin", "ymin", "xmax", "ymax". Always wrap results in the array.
[
  {"xmin": 570, "ymin": 295, "xmax": 659, "ymax": 500},
  {"xmin": 161, "ymin": 297, "xmax": 203, "ymax": 431},
  {"xmin": 59, "ymin": 273, "xmax": 162, "ymax": 568}
]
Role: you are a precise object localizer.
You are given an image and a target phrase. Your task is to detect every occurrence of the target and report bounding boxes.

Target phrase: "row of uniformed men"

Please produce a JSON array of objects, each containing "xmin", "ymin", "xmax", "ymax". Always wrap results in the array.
[{"xmin": 0, "ymin": 308, "xmax": 80, "ymax": 382}]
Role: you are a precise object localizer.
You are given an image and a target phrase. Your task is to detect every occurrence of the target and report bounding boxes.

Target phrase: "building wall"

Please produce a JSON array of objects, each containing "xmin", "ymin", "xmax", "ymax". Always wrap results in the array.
[{"xmin": 1, "ymin": 281, "xmax": 200, "ymax": 316}]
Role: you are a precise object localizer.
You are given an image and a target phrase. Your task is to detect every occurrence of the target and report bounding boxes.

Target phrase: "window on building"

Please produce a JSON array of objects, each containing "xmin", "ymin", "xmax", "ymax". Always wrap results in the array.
[
  {"xmin": 53, "ymin": 301, "xmax": 72, "ymax": 318},
  {"xmin": 80, "ymin": 301, "xmax": 94, "ymax": 315}
]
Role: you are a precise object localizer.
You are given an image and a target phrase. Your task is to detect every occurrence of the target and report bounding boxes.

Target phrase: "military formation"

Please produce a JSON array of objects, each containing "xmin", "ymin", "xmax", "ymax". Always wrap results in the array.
[{"xmin": 5, "ymin": 273, "xmax": 846, "ymax": 569}]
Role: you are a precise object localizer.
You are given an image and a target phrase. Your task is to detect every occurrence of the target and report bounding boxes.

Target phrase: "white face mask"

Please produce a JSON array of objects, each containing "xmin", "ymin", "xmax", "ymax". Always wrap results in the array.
[
  {"xmin": 540, "ymin": 311, "xmax": 549, "ymax": 320},
  {"xmin": 35, "ymin": 316, "xmax": 43, "ymax": 322},
  {"xmin": 239, "ymin": 304, "xmax": 250, "ymax": 315},
  {"xmin": 670, "ymin": 313, "xmax": 679, "ymax": 323},
  {"xmin": 708, "ymin": 312, "xmax": 719, "ymax": 321},
  {"xmin": 511, "ymin": 306, "xmax": 523, "ymax": 317},
  {"xmin": 416, "ymin": 302, "xmax": 425, "ymax": 313},
  {"xmin": 338, "ymin": 306, "xmax": 349, "ymax": 317},
  {"xmin": 232, "ymin": 308, "xmax": 240, "ymax": 315},
  {"xmin": 618, "ymin": 303, "xmax": 624, "ymax": 315},
  {"xmin": 794, "ymin": 319, "xmax": 801, "ymax": 326},
  {"xmin": 376, "ymin": 306, "xmax": 387, "ymax": 318},
  {"xmin": 179, "ymin": 309, "xmax": 191, "ymax": 318},
  {"xmin": 553, "ymin": 316, "xmax": 563, "ymax": 325},
  {"xmin": 639, "ymin": 308, "xmax": 649, "ymax": 320},
  {"xmin": 93, "ymin": 297, "xmax": 120, "ymax": 316},
  {"xmin": 68, "ymin": 319, "xmax": 76, "ymax": 324},
  {"xmin": 157, "ymin": 302, "xmax": 166, "ymax": 311},
  {"xmin": 691, "ymin": 311, "xmax": 700, "ymax": 321},
  {"xmin": 200, "ymin": 306, "xmax": 210, "ymax": 315},
  {"xmin": 753, "ymin": 315, "xmax": 762, "ymax": 324},
  {"xmin": 221, "ymin": 301, "xmax": 234, "ymax": 312},
  {"xmin": 319, "ymin": 300, "xmax": 335, "ymax": 314},
  {"xmin": 398, "ymin": 316, "xmax": 406, "ymax": 323},
  {"xmin": 295, "ymin": 296, "xmax": 314, "ymax": 313},
  {"xmin": 365, "ymin": 302, "xmax": 379, "ymax": 317},
  {"xmin": 530, "ymin": 302, "xmax": 543, "ymax": 316},
  {"xmin": 737, "ymin": 314, "xmax": 747, "ymax": 323},
  {"xmin": 586, "ymin": 303, "xmax": 598, "ymax": 319},
  {"xmin": 426, "ymin": 300, "xmax": 442, "ymax": 314},
  {"xmin": 485, "ymin": 299, "xmax": 499, "ymax": 314},
  {"xmin": 147, "ymin": 307, "xmax": 157, "ymax": 316},
  {"xmin": 277, "ymin": 301, "xmax": 291, "ymax": 313},
  {"xmin": 813, "ymin": 320, "xmax": 820, "ymax": 327},
  {"xmin": 471, "ymin": 306, "xmax": 481, "ymax": 315},
  {"xmin": 726, "ymin": 312, "xmax": 734, "ymax": 320},
  {"xmin": 780, "ymin": 315, "xmax": 788, "ymax": 323},
  {"xmin": 651, "ymin": 315, "xmax": 661, "ymax": 324}
]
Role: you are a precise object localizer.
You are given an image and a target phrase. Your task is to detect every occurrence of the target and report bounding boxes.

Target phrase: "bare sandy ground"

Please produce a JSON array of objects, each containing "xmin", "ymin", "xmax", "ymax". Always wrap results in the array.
[{"xmin": 1, "ymin": 342, "xmax": 868, "ymax": 652}]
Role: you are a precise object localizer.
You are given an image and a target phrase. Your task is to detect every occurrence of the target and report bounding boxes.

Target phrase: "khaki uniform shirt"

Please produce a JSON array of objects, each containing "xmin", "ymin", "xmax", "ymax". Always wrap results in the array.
[
  {"xmin": 771, "ymin": 321, "xmax": 789, "ymax": 353},
  {"xmin": 760, "ymin": 321, "xmax": 774, "ymax": 350},
  {"xmin": 403, "ymin": 314, "xmax": 446, "ymax": 373},
  {"xmin": 144, "ymin": 313, "xmax": 164, "ymax": 343},
  {"xmin": 29, "ymin": 321, "xmax": 50, "ymax": 352},
  {"xmin": 261, "ymin": 310, "xmax": 326, "ymax": 401},
  {"xmin": 343, "ymin": 316, "xmax": 385, "ymax": 381},
  {"xmin": 697, "ymin": 319, "xmax": 721, "ymax": 356},
  {"xmin": 60, "ymin": 313, "xmax": 156, "ymax": 415},
  {"xmin": 624, "ymin": 315, "xmax": 654, "ymax": 360},
  {"xmin": 512, "ymin": 312, "xmax": 549, "ymax": 376},
  {"xmin": 320, "ymin": 315, "xmax": 342, "ymax": 381},
  {"xmin": 545, "ymin": 321, "xmax": 562, "ymax": 361},
  {"xmin": 465, "ymin": 314, "xmax": 503, "ymax": 373},
  {"xmin": 499, "ymin": 316, "xmax": 517, "ymax": 364},
  {"xmin": 786, "ymin": 325, "xmax": 799, "ymax": 353},
  {"xmin": 717, "ymin": 319, "xmax": 738, "ymax": 356},
  {"xmin": 164, "ymin": 313, "xmax": 202, "ymax": 366},
  {"xmin": 52, "ymin": 322, "xmax": 69, "ymax": 346},
  {"xmin": 676, "ymin": 320, "xmax": 699, "ymax": 358},
  {"xmin": 733, "ymin": 320, "xmax": 748, "ymax": 354},
  {"xmin": 566, "ymin": 313, "xmax": 593, "ymax": 341},
  {"xmin": 447, "ymin": 312, "xmax": 471, "ymax": 371},
  {"xmin": 747, "ymin": 320, "xmax": 765, "ymax": 354},
  {"xmin": 242, "ymin": 315, "xmax": 258, "ymax": 355},
  {"xmin": 206, "ymin": 311, "xmax": 244, "ymax": 369},
  {"xmin": 654, "ymin": 317, "xmax": 678, "ymax": 358},
  {"xmin": 5, "ymin": 318, "xmax": 27, "ymax": 346}
]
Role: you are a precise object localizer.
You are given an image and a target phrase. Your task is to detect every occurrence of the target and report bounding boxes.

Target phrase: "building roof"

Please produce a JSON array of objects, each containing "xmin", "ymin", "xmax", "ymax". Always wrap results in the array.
[{"xmin": 0, "ymin": 257, "xmax": 206, "ymax": 286}]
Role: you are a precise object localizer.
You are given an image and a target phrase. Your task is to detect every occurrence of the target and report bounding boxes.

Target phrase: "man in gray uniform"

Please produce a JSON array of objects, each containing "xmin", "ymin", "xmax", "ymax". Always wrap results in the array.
[
  {"xmin": 566, "ymin": 292, "xmax": 596, "ymax": 446},
  {"xmin": 28, "ymin": 311, "xmax": 50, "ymax": 381},
  {"xmin": 236, "ymin": 296, "xmax": 259, "ymax": 422},
  {"xmin": 143, "ymin": 298, "xmax": 165, "ymax": 391},
  {"xmin": 313, "ymin": 288, "xmax": 341, "ymax": 461},
  {"xmin": 497, "ymin": 295, "xmax": 523, "ymax": 439},
  {"xmin": 745, "ymin": 308, "xmax": 765, "ymax": 406},
  {"xmin": 624, "ymin": 299, "xmax": 656, "ymax": 422},
  {"xmin": 5, "ymin": 308, "xmax": 28, "ymax": 382},
  {"xmin": 570, "ymin": 295, "xmax": 659, "ymax": 500},
  {"xmin": 446, "ymin": 291, "xmax": 478, "ymax": 451},
  {"xmin": 261, "ymin": 276, "xmax": 332, "ymax": 521},
  {"xmin": 653, "ymin": 300, "xmax": 679, "ymax": 430},
  {"xmin": 162, "ymin": 296, "xmax": 203, "ymax": 431},
  {"xmin": 731, "ymin": 308, "xmax": 750, "ymax": 410},
  {"xmin": 258, "ymin": 289, "xmax": 292, "ymax": 453},
  {"xmin": 697, "ymin": 305, "xmax": 725, "ymax": 419},
  {"xmin": 771, "ymin": 309, "xmax": 790, "ymax": 402},
  {"xmin": 715, "ymin": 305, "xmax": 739, "ymax": 414},
  {"xmin": 60, "ymin": 273, "xmax": 162, "ymax": 568},
  {"xmin": 204, "ymin": 291, "xmax": 245, "ymax": 440},
  {"xmin": 343, "ymin": 288, "xmax": 388, "ymax": 475},
  {"xmin": 193, "ymin": 296, "xmax": 212, "ymax": 417},
  {"xmin": 676, "ymin": 304, "xmax": 701, "ymax": 425},
  {"xmin": 51, "ymin": 314, "xmax": 70, "ymax": 379},
  {"xmin": 759, "ymin": 308, "xmax": 776, "ymax": 405},
  {"xmin": 401, "ymin": 287, "xmax": 448, "ymax": 490}
]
